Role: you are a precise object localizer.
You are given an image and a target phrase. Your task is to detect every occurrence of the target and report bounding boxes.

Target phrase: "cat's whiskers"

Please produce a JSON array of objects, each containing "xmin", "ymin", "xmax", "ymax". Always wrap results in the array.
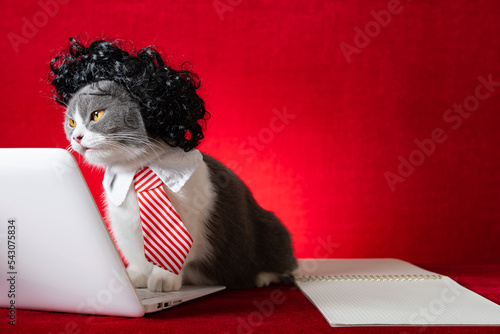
[
  {"xmin": 94, "ymin": 140, "xmax": 151, "ymax": 167},
  {"xmin": 102, "ymin": 133, "xmax": 165, "ymax": 161},
  {"xmin": 72, "ymin": 128, "xmax": 171, "ymax": 170}
]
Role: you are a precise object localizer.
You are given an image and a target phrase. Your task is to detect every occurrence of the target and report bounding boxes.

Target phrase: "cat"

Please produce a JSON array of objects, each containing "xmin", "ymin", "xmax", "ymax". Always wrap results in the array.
[{"xmin": 63, "ymin": 79, "xmax": 297, "ymax": 292}]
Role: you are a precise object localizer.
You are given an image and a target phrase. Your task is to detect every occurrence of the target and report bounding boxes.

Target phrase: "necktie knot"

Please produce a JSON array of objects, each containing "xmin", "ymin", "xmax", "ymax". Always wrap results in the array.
[{"xmin": 134, "ymin": 167, "xmax": 163, "ymax": 192}]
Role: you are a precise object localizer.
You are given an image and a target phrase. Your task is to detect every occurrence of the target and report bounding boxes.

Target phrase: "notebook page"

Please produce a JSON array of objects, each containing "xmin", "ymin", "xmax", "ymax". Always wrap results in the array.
[
  {"xmin": 297, "ymin": 258, "xmax": 439, "ymax": 277},
  {"xmin": 295, "ymin": 259, "xmax": 500, "ymax": 326}
]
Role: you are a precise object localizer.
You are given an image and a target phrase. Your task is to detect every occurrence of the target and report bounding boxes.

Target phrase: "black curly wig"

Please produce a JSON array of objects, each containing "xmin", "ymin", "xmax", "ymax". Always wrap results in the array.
[{"xmin": 49, "ymin": 37, "xmax": 209, "ymax": 152}]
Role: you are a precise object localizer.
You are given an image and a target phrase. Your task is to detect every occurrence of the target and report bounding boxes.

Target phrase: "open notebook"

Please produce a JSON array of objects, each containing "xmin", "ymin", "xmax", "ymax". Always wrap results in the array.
[{"xmin": 295, "ymin": 259, "xmax": 500, "ymax": 327}]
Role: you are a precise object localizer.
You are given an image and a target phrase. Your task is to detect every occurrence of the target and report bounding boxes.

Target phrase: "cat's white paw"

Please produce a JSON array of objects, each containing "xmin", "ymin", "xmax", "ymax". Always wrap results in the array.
[
  {"xmin": 255, "ymin": 272, "xmax": 281, "ymax": 287},
  {"xmin": 148, "ymin": 266, "xmax": 182, "ymax": 292},
  {"xmin": 127, "ymin": 267, "xmax": 148, "ymax": 288}
]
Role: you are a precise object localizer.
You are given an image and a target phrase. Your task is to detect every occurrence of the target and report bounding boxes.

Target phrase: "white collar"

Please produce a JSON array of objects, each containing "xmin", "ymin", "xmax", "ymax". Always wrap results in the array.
[{"xmin": 103, "ymin": 148, "xmax": 203, "ymax": 207}]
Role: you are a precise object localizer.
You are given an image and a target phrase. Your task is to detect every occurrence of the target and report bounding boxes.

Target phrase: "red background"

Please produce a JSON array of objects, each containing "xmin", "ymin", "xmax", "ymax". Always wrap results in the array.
[{"xmin": 1, "ymin": 0, "xmax": 499, "ymax": 264}]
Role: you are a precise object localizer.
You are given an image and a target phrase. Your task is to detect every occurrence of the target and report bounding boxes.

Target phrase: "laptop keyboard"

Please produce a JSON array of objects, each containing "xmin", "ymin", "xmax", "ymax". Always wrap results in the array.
[{"xmin": 136, "ymin": 289, "xmax": 166, "ymax": 300}]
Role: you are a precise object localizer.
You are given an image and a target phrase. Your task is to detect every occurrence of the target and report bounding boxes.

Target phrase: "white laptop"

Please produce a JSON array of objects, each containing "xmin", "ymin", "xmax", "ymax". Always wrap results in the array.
[{"xmin": 0, "ymin": 148, "xmax": 224, "ymax": 317}]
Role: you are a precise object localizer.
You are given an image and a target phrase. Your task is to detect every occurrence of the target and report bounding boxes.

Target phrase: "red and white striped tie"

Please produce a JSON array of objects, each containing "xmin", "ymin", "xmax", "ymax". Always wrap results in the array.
[{"xmin": 134, "ymin": 167, "xmax": 193, "ymax": 275}]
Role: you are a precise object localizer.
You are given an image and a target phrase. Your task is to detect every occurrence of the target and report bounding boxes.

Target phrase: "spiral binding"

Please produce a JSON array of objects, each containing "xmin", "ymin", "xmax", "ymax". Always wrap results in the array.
[{"xmin": 295, "ymin": 274, "xmax": 443, "ymax": 282}]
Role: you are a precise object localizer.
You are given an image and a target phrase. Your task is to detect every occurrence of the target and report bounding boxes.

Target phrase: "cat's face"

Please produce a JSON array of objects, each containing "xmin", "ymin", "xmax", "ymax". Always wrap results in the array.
[{"xmin": 64, "ymin": 80, "xmax": 153, "ymax": 168}]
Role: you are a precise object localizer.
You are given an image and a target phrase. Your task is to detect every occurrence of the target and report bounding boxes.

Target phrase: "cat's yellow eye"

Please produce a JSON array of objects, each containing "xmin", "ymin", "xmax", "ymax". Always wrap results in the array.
[
  {"xmin": 68, "ymin": 118, "xmax": 76, "ymax": 128},
  {"xmin": 91, "ymin": 110, "xmax": 104, "ymax": 122}
]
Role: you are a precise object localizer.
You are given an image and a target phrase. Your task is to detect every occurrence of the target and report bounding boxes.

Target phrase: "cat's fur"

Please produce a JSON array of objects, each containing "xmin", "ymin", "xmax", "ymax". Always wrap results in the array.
[{"xmin": 64, "ymin": 80, "xmax": 297, "ymax": 291}]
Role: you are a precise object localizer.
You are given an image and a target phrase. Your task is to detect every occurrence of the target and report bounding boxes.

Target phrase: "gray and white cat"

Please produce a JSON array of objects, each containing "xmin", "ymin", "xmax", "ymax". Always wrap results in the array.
[{"xmin": 64, "ymin": 80, "xmax": 297, "ymax": 291}]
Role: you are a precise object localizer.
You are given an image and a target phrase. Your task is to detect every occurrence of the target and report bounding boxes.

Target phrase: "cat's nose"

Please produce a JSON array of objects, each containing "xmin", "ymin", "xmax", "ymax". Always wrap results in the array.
[{"xmin": 74, "ymin": 135, "xmax": 83, "ymax": 144}]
